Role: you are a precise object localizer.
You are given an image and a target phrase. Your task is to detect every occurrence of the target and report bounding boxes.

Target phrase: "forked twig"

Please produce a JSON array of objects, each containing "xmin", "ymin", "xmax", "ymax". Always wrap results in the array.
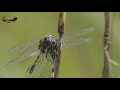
[
  {"xmin": 102, "ymin": 12, "xmax": 111, "ymax": 78},
  {"xmin": 54, "ymin": 12, "xmax": 66, "ymax": 78}
]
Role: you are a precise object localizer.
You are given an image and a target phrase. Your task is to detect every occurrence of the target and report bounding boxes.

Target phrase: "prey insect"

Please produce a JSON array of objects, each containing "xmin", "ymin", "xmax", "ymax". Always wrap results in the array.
[{"xmin": 6, "ymin": 27, "xmax": 95, "ymax": 78}]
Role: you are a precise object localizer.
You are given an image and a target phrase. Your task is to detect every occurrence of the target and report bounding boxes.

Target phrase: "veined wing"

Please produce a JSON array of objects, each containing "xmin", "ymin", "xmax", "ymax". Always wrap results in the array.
[
  {"xmin": 63, "ymin": 27, "xmax": 95, "ymax": 42},
  {"xmin": 6, "ymin": 47, "xmax": 39, "ymax": 66},
  {"xmin": 62, "ymin": 27, "xmax": 95, "ymax": 49},
  {"xmin": 9, "ymin": 40, "xmax": 40, "ymax": 53},
  {"xmin": 9, "ymin": 27, "xmax": 94, "ymax": 52},
  {"xmin": 26, "ymin": 54, "xmax": 52, "ymax": 78},
  {"xmin": 62, "ymin": 37, "xmax": 91, "ymax": 49}
]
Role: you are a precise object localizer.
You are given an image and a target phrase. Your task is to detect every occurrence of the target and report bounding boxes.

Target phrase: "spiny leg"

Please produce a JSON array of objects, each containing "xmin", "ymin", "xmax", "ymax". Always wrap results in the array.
[
  {"xmin": 46, "ymin": 48, "xmax": 52, "ymax": 63},
  {"xmin": 45, "ymin": 48, "xmax": 56, "ymax": 78},
  {"xmin": 27, "ymin": 53, "xmax": 42, "ymax": 75},
  {"xmin": 27, "ymin": 43, "xmax": 41, "ymax": 75}
]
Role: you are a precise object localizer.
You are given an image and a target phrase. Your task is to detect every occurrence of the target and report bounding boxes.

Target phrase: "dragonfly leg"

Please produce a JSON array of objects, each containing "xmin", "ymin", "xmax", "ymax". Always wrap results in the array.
[
  {"xmin": 27, "ymin": 53, "xmax": 42, "ymax": 75},
  {"xmin": 27, "ymin": 64, "xmax": 35, "ymax": 75},
  {"xmin": 46, "ymin": 49, "xmax": 52, "ymax": 63}
]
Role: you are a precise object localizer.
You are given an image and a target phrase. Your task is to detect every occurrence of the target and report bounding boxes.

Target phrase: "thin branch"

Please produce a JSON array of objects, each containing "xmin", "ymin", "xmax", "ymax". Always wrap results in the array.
[
  {"xmin": 54, "ymin": 12, "xmax": 66, "ymax": 78},
  {"xmin": 102, "ymin": 12, "xmax": 111, "ymax": 78}
]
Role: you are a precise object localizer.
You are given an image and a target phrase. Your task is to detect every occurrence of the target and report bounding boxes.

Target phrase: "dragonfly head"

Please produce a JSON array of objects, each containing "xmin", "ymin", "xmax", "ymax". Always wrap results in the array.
[{"xmin": 44, "ymin": 34, "xmax": 54, "ymax": 43}]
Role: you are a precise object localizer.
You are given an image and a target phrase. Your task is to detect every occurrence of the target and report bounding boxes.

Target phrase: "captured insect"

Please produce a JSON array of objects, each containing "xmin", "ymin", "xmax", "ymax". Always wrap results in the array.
[
  {"xmin": 5, "ymin": 27, "xmax": 95, "ymax": 78},
  {"xmin": 2, "ymin": 16, "xmax": 17, "ymax": 23}
]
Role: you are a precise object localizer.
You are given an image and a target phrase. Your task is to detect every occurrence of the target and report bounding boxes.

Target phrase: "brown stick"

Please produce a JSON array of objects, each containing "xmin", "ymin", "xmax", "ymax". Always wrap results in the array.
[
  {"xmin": 102, "ymin": 12, "xmax": 111, "ymax": 78},
  {"xmin": 54, "ymin": 12, "xmax": 66, "ymax": 78}
]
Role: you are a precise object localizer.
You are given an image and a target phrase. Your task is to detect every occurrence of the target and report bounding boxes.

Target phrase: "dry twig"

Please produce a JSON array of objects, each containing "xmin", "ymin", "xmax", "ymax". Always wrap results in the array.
[
  {"xmin": 102, "ymin": 12, "xmax": 111, "ymax": 78},
  {"xmin": 54, "ymin": 12, "xmax": 66, "ymax": 78}
]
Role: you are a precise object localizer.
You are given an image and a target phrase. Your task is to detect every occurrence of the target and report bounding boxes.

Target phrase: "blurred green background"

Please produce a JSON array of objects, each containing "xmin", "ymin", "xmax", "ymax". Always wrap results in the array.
[{"xmin": 0, "ymin": 12, "xmax": 120, "ymax": 78}]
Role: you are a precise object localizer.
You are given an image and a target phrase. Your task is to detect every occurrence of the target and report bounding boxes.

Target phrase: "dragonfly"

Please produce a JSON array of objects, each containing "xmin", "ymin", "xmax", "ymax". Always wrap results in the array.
[{"xmin": 5, "ymin": 27, "xmax": 95, "ymax": 78}]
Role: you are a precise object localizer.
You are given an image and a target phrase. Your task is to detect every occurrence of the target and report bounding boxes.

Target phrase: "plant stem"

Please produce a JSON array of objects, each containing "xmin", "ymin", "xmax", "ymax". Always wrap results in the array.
[
  {"xmin": 102, "ymin": 12, "xmax": 111, "ymax": 78},
  {"xmin": 54, "ymin": 12, "xmax": 66, "ymax": 78}
]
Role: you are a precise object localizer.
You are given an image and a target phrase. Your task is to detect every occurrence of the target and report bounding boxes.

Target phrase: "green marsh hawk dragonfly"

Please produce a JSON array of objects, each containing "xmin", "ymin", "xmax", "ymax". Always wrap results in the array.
[{"xmin": 5, "ymin": 27, "xmax": 95, "ymax": 78}]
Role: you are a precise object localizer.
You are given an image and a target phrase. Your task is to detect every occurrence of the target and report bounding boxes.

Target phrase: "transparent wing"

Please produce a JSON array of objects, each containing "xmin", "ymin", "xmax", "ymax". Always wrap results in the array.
[
  {"xmin": 9, "ymin": 40, "xmax": 40, "ymax": 53},
  {"xmin": 6, "ymin": 47, "xmax": 39, "ymax": 67},
  {"xmin": 39, "ymin": 61, "xmax": 52, "ymax": 78},
  {"xmin": 62, "ymin": 27, "xmax": 95, "ymax": 49},
  {"xmin": 26, "ymin": 54, "xmax": 52, "ymax": 78},
  {"xmin": 62, "ymin": 37, "xmax": 91, "ymax": 49},
  {"xmin": 63, "ymin": 27, "xmax": 95, "ymax": 42},
  {"xmin": 9, "ymin": 27, "xmax": 94, "ymax": 53}
]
